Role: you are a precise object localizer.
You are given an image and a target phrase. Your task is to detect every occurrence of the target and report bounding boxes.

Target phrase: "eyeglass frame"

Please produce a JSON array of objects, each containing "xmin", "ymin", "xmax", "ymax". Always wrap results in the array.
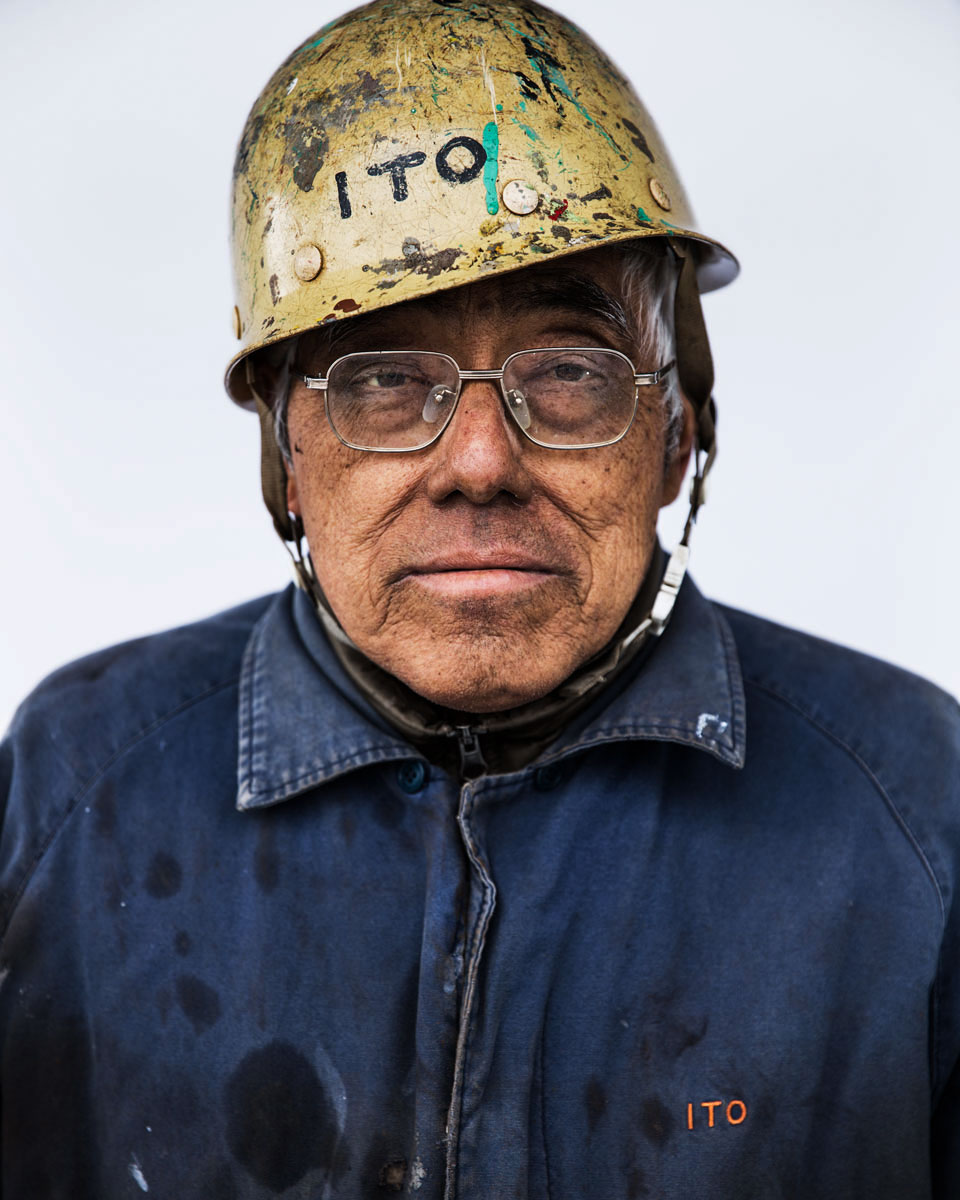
[{"xmin": 296, "ymin": 347, "xmax": 676, "ymax": 453}]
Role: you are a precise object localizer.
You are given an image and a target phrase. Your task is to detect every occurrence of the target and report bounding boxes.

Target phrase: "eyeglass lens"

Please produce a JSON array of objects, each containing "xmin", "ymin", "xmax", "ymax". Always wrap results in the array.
[{"xmin": 324, "ymin": 349, "xmax": 637, "ymax": 450}]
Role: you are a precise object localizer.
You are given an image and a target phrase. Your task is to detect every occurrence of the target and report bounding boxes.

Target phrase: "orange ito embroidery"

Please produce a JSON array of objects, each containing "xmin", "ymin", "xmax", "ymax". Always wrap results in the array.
[{"xmin": 686, "ymin": 1099, "xmax": 747, "ymax": 1130}]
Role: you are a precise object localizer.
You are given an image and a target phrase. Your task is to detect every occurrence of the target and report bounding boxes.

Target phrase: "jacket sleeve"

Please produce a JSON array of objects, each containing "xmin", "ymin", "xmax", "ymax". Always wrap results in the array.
[
  {"xmin": 0, "ymin": 695, "xmax": 87, "ymax": 1198},
  {"xmin": 930, "ymin": 698, "xmax": 960, "ymax": 1197},
  {"xmin": 0, "ymin": 700, "xmax": 81, "ymax": 938},
  {"xmin": 932, "ymin": 1060, "xmax": 960, "ymax": 1196},
  {"xmin": 932, "ymin": 895, "xmax": 960, "ymax": 1196}
]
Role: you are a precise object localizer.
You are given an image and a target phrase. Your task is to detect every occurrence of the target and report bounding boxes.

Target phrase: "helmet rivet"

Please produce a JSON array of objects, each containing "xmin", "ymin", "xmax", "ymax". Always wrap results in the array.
[
  {"xmin": 293, "ymin": 243, "xmax": 324, "ymax": 282},
  {"xmin": 648, "ymin": 178, "xmax": 672, "ymax": 211},
  {"xmin": 502, "ymin": 179, "xmax": 540, "ymax": 216},
  {"xmin": 232, "ymin": 305, "xmax": 242, "ymax": 340}
]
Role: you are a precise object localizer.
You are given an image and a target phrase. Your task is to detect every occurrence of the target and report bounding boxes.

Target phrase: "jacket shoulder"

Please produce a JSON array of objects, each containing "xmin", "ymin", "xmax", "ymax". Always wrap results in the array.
[
  {"xmin": 719, "ymin": 603, "xmax": 960, "ymax": 882},
  {"xmin": 718, "ymin": 603, "xmax": 958, "ymax": 743},
  {"xmin": 0, "ymin": 594, "xmax": 277, "ymax": 927},
  {"xmin": 9, "ymin": 592, "xmax": 274, "ymax": 757}
]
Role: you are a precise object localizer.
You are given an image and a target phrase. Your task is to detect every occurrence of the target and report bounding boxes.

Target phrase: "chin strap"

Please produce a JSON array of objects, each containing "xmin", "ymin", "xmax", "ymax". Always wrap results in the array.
[
  {"xmin": 249, "ymin": 357, "xmax": 297, "ymax": 543},
  {"xmin": 247, "ymin": 356, "xmax": 363, "ymax": 651},
  {"xmin": 620, "ymin": 435, "xmax": 709, "ymax": 650},
  {"xmin": 622, "ymin": 240, "xmax": 719, "ymax": 645}
]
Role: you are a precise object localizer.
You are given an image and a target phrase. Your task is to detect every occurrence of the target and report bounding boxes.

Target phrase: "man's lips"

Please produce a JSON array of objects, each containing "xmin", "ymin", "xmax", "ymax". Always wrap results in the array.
[
  {"xmin": 394, "ymin": 552, "xmax": 564, "ymax": 597},
  {"xmin": 403, "ymin": 552, "xmax": 559, "ymax": 574}
]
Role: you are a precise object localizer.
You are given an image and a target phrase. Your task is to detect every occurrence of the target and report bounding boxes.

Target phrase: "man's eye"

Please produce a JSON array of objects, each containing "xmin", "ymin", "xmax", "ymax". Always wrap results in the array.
[
  {"xmin": 360, "ymin": 370, "xmax": 414, "ymax": 389},
  {"xmin": 551, "ymin": 362, "xmax": 592, "ymax": 383}
]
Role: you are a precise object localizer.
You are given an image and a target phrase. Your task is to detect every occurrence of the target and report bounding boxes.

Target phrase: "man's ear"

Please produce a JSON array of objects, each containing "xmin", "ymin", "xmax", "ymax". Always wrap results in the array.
[
  {"xmin": 286, "ymin": 462, "xmax": 301, "ymax": 517},
  {"xmin": 660, "ymin": 398, "xmax": 696, "ymax": 507},
  {"xmin": 246, "ymin": 344, "xmax": 300, "ymax": 517}
]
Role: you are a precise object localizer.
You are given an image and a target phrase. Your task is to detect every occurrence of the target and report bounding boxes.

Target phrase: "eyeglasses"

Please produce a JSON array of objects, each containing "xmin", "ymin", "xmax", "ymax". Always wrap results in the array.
[{"xmin": 298, "ymin": 348, "xmax": 675, "ymax": 452}]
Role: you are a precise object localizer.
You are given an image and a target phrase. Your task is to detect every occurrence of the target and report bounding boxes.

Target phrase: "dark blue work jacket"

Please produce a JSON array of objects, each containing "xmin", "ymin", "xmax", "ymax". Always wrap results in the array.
[{"xmin": 2, "ymin": 580, "xmax": 959, "ymax": 1199}]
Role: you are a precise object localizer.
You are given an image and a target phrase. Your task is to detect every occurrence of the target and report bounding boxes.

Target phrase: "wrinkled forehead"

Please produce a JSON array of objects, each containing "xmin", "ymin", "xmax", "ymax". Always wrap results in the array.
[{"xmin": 296, "ymin": 248, "xmax": 640, "ymax": 358}]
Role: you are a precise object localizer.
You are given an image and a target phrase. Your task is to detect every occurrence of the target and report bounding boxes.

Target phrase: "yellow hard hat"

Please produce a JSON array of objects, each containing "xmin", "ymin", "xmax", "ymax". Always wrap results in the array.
[{"xmin": 225, "ymin": 0, "xmax": 737, "ymax": 410}]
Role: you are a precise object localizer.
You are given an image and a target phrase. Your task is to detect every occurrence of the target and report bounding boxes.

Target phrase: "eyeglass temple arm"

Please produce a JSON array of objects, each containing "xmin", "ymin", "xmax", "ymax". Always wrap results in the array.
[
  {"xmin": 634, "ymin": 358, "xmax": 676, "ymax": 386},
  {"xmin": 291, "ymin": 358, "xmax": 329, "ymax": 389}
]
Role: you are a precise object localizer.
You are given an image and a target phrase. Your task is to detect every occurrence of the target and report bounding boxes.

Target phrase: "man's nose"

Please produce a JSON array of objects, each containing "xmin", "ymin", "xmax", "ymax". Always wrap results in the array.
[{"xmin": 424, "ymin": 379, "xmax": 534, "ymax": 504}]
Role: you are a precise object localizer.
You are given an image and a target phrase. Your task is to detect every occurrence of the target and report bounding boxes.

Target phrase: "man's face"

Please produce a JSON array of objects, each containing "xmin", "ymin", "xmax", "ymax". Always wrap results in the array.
[{"xmin": 284, "ymin": 248, "xmax": 692, "ymax": 713}]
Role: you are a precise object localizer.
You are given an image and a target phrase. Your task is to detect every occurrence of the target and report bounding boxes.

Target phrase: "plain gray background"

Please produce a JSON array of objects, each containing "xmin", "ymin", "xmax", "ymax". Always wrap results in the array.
[{"xmin": 2, "ymin": 0, "xmax": 958, "ymax": 733}]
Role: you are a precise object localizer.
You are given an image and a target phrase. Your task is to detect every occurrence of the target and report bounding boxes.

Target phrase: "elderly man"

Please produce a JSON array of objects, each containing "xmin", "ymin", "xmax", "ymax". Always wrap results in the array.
[{"xmin": 2, "ymin": 2, "xmax": 958, "ymax": 1197}]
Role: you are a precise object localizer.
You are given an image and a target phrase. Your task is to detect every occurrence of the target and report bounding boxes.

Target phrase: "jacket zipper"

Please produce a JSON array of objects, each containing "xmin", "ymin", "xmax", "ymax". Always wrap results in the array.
[
  {"xmin": 454, "ymin": 725, "xmax": 487, "ymax": 780},
  {"xmin": 444, "ymin": 762, "xmax": 495, "ymax": 1199}
]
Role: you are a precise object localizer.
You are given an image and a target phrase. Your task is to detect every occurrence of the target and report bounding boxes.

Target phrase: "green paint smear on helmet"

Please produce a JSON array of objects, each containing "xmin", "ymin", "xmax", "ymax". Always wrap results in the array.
[
  {"xmin": 482, "ymin": 121, "xmax": 500, "ymax": 215},
  {"xmin": 511, "ymin": 117, "xmax": 540, "ymax": 143},
  {"xmin": 514, "ymin": 27, "xmax": 628, "ymax": 165}
]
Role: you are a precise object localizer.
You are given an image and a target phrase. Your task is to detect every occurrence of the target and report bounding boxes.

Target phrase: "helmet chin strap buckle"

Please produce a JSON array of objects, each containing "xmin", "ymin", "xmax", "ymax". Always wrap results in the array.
[
  {"xmin": 622, "ymin": 424, "xmax": 712, "ymax": 648},
  {"xmin": 649, "ymin": 543, "xmax": 691, "ymax": 636}
]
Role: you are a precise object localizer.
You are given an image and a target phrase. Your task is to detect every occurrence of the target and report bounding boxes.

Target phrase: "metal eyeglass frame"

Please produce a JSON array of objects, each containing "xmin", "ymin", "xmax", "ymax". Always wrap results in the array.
[{"xmin": 299, "ymin": 347, "xmax": 676, "ymax": 452}]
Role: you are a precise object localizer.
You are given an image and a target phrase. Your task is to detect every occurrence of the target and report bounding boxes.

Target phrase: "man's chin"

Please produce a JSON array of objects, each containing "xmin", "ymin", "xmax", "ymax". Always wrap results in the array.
[
  {"xmin": 378, "ymin": 631, "xmax": 580, "ymax": 714},
  {"xmin": 346, "ymin": 581, "xmax": 597, "ymax": 711},
  {"xmin": 403, "ymin": 666, "xmax": 562, "ymax": 715}
]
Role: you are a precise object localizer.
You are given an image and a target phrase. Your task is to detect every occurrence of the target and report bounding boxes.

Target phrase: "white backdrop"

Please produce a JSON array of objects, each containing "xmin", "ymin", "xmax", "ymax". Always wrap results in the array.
[{"xmin": 2, "ymin": 0, "xmax": 958, "ymax": 732}]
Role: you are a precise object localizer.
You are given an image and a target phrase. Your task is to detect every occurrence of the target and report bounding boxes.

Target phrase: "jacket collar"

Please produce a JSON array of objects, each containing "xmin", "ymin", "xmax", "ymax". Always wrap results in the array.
[{"xmin": 237, "ymin": 578, "xmax": 746, "ymax": 811}]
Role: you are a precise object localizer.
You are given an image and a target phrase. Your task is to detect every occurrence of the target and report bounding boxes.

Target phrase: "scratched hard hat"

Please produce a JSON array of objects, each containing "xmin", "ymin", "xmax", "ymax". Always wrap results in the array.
[{"xmin": 225, "ymin": 0, "xmax": 739, "ymax": 406}]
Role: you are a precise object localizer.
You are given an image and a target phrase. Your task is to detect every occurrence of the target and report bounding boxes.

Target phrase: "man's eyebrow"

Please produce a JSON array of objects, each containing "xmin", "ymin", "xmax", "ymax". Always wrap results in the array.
[
  {"xmin": 298, "ymin": 270, "xmax": 634, "ymax": 357},
  {"xmin": 421, "ymin": 271, "xmax": 634, "ymax": 342},
  {"xmin": 501, "ymin": 274, "xmax": 632, "ymax": 338}
]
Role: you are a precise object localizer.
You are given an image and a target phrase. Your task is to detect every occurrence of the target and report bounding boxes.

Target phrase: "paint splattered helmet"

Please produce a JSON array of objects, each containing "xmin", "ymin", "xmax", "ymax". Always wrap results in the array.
[{"xmin": 225, "ymin": 0, "xmax": 737, "ymax": 542}]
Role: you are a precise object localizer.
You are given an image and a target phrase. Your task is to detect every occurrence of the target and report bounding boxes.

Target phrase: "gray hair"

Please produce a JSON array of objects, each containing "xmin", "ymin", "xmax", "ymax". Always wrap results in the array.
[
  {"xmin": 618, "ymin": 242, "xmax": 683, "ymax": 459},
  {"xmin": 268, "ymin": 239, "xmax": 682, "ymax": 464}
]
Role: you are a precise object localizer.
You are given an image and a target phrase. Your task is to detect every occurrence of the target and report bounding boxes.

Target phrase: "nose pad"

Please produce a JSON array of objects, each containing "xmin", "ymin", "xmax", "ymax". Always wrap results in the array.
[
  {"xmin": 505, "ymin": 388, "xmax": 532, "ymax": 431},
  {"xmin": 422, "ymin": 384, "xmax": 457, "ymax": 424}
]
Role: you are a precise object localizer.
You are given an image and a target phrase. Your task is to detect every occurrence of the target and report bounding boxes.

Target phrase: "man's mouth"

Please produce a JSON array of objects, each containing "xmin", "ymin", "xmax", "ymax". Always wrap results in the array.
[{"xmin": 397, "ymin": 552, "xmax": 561, "ymax": 598}]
